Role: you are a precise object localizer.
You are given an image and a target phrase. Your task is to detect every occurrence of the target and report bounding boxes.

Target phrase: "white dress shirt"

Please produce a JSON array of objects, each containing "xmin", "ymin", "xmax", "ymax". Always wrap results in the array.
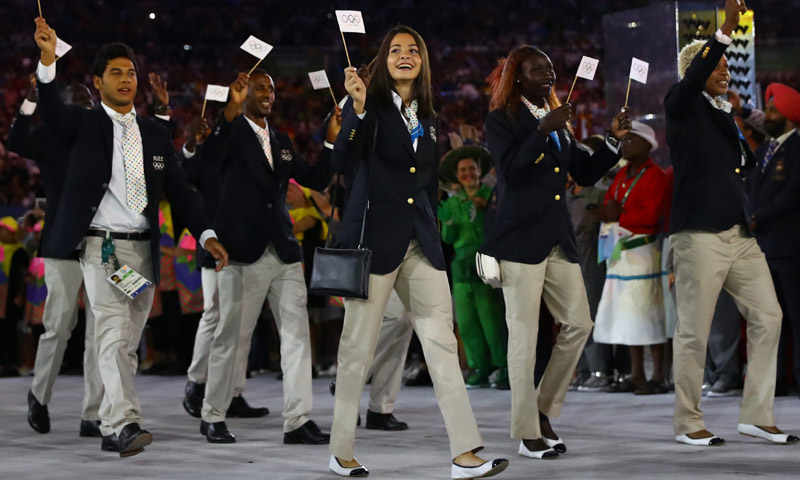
[
  {"xmin": 36, "ymin": 61, "xmax": 216, "ymax": 247},
  {"xmin": 244, "ymin": 115, "xmax": 273, "ymax": 169}
]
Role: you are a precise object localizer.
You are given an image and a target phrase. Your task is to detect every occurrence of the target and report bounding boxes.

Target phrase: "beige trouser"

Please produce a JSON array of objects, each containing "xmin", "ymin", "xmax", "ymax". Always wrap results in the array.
[
  {"xmin": 500, "ymin": 245, "xmax": 593, "ymax": 440},
  {"xmin": 80, "ymin": 236, "xmax": 155, "ymax": 436},
  {"xmin": 186, "ymin": 268, "xmax": 251, "ymax": 396},
  {"xmin": 671, "ymin": 226, "xmax": 782, "ymax": 435},
  {"xmin": 368, "ymin": 290, "xmax": 413, "ymax": 413},
  {"xmin": 330, "ymin": 241, "xmax": 482, "ymax": 460},
  {"xmin": 31, "ymin": 258, "xmax": 104, "ymax": 421},
  {"xmin": 203, "ymin": 245, "xmax": 313, "ymax": 431}
]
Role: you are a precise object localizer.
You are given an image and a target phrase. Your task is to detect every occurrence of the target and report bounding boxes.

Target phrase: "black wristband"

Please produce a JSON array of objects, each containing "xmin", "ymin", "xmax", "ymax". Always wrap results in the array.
[
  {"xmin": 154, "ymin": 104, "xmax": 168, "ymax": 115},
  {"xmin": 605, "ymin": 131, "xmax": 620, "ymax": 148}
]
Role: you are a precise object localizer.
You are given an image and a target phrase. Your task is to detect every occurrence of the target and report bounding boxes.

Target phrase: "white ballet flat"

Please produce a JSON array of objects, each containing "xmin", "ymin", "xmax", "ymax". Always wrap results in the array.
[
  {"xmin": 451, "ymin": 458, "xmax": 509, "ymax": 479},
  {"xmin": 543, "ymin": 435, "xmax": 567, "ymax": 453},
  {"xmin": 518, "ymin": 440, "xmax": 559, "ymax": 459},
  {"xmin": 329, "ymin": 455, "xmax": 369, "ymax": 477},
  {"xmin": 675, "ymin": 434, "xmax": 725, "ymax": 446},
  {"xmin": 738, "ymin": 424, "xmax": 800, "ymax": 445}
]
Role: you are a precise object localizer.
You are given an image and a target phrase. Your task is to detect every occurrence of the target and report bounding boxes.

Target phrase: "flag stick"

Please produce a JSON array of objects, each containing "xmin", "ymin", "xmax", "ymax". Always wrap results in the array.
[
  {"xmin": 340, "ymin": 30, "xmax": 352, "ymax": 68},
  {"xmin": 565, "ymin": 75, "xmax": 579, "ymax": 104},
  {"xmin": 247, "ymin": 57, "xmax": 265, "ymax": 76},
  {"xmin": 624, "ymin": 77, "xmax": 632, "ymax": 109},
  {"xmin": 37, "ymin": 0, "xmax": 42, "ymax": 17},
  {"xmin": 201, "ymin": 98, "xmax": 208, "ymax": 118},
  {"xmin": 328, "ymin": 86, "xmax": 337, "ymax": 106}
]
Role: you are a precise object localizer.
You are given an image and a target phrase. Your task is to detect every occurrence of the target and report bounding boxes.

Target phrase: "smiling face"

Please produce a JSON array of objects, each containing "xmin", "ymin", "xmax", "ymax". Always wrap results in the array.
[
  {"xmin": 518, "ymin": 52, "xmax": 555, "ymax": 101},
  {"xmin": 386, "ymin": 33, "xmax": 421, "ymax": 84},
  {"xmin": 245, "ymin": 73, "xmax": 275, "ymax": 118},
  {"xmin": 93, "ymin": 57, "xmax": 137, "ymax": 109},
  {"xmin": 704, "ymin": 55, "xmax": 730, "ymax": 97},
  {"xmin": 456, "ymin": 157, "xmax": 481, "ymax": 188}
]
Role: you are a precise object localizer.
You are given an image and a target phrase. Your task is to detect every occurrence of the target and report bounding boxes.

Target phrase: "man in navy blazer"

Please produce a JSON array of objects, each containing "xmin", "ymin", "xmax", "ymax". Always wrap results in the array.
[
  {"xmin": 197, "ymin": 70, "xmax": 331, "ymax": 445},
  {"xmin": 8, "ymin": 79, "xmax": 105, "ymax": 439},
  {"xmin": 666, "ymin": 0, "xmax": 797, "ymax": 447},
  {"xmin": 745, "ymin": 83, "xmax": 800, "ymax": 398},
  {"xmin": 33, "ymin": 17, "xmax": 228, "ymax": 457}
]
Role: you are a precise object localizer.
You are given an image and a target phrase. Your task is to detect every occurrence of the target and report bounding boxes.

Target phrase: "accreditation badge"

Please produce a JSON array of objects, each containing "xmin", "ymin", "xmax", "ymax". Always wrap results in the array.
[{"xmin": 107, "ymin": 265, "xmax": 153, "ymax": 299}]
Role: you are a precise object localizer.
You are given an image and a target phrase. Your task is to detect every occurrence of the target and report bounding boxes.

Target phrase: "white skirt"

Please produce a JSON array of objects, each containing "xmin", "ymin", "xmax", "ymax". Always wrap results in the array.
[{"xmin": 594, "ymin": 236, "xmax": 666, "ymax": 346}]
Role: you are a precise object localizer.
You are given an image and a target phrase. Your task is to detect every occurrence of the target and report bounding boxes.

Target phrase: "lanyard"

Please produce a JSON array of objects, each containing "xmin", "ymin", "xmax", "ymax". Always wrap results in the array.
[
  {"xmin": 101, "ymin": 234, "xmax": 122, "ymax": 272},
  {"xmin": 614, "ymin": 164, "xmax": 649, "ymax": 208}
]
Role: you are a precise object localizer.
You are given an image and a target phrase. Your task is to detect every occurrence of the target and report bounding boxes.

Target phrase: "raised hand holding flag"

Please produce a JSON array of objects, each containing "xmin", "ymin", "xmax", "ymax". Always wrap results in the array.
[
  {"xmin": 201, "ymin": 84, "xmax": 230, "ymax": 117},
  {"xmin": 240, "ymin": 35, "xmax": 273, "ymax": 75},
  {"xmin": 565, "ymin": 56, "xmax": 599, "ymax": 104},
  {"xmin": 334, "ymin": 10, "xmax": 365, "ymax": 67}
]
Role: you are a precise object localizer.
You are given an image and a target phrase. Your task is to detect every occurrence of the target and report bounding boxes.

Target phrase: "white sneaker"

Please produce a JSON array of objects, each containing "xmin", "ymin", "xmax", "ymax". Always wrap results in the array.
[
  {"xmin": 543, "ymin": 435, "xmax": 567, "ymax": 453},
  {"xmin": 451, "ymin": 458, "xmax": 509, "ymax": 479},
  {"xmin": 675, "ymin": 434, "xmax": 725, "ymax": 446},
  {"xmin": 329, "ymin": 455, "xmax": 369, "ymax": 477},
  {"xmin": 518, "ymin": 440, "xmax": 559, "ymax": 459},
  {"xmin": 738, "ymin": 424, "xmax": 800, "ymax": 445}
]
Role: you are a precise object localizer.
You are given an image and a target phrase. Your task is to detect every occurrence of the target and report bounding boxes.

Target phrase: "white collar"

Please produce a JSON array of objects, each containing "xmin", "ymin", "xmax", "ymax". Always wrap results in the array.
[
  {"xmin": 771, "ymin": 128, "xmax": 797, "ymax": 149},
  {"xmin": 244, "ymin": 115, "xmax": 269, "ymax": 134},
  {"xmin": 702, "ymin": 91, "xmax": 732, "ymax": 113},
  {"xmin": 391, "ymin": 90, "xmax": 404, "ymax": 112},
  {"xmin": 102, "ymin": 102, "xmax": 136, "ymax": 121}
]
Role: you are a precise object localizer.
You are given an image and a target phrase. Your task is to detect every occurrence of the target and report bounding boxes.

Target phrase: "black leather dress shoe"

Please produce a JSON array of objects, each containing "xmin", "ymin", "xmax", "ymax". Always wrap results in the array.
[
  {"xmin": 183, "ymin": 381, "xmax": 205, "ymax": 418},
  {"xmin": 79, "ymin": 419, "xmax": 102, "ymax": 438},
  {"xmin": 365, "ymin": 410, "xmax": 408, "ymax": 431},
  {"xmin": 27, "ymin": 390, "xmax": 50, "ymax": 434},
  {"xmin": 102, "ymin": 423, "xmax": 152, "ymax": 457},
  {"xmin": 284, "ymin": 420, "xmax": 330, "ymax": 445},
  {"xmin": 227, "ymin": 395, "xmax": 269, "ymax": 418},
  {"xmin": 201, "ymin": 420, "xmax": 236, "ymax": 443}
]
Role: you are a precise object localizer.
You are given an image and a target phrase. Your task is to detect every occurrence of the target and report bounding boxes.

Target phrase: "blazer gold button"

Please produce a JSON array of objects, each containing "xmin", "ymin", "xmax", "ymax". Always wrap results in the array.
[
  {"xmin": 554, "ymin": 167, "xmax": 560, "ymax": 173},
  {"xmin": 410, "ymin": 167, "xmax": 416, "ymax": 173},
  {"xmin": 554, "ymin": 194, "xmax": 561, "ymax": 201},
  {"xmin": 735, "ymin": 168, "xmax": 741, "ymax": 173},
  {"xmin": 407, "ymin": 198, "xmax": 414, "ymax": 205}
]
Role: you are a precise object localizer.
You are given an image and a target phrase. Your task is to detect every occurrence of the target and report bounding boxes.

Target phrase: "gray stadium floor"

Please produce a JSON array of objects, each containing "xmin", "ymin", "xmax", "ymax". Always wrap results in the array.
[{"xmin": 1, "ymin": 375, "xmax": 798, "ymax": 479}]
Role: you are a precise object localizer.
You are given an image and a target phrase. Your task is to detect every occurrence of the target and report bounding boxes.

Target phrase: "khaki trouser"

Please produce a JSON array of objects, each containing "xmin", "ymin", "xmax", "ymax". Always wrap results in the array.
[
  {"xmin": 187, "ymin": 268, "xmax": 251, "ymax": 396},
  {"xmin": 203, "ymin": 245, "xmax": 313, "ymax": 432},
  {"xmin": 80, "ymin": 236, "xmax": 155, "ymax": 436},
  {"xmin": 671, "ymin": 226, "xmax": 782, "ymax": 435},
  {"xmin": 331, "ymin": 241, "xmax": 482, "ymax": 460},
  {"xmin": 368, "ymin": 290, "xmax": 413, "ymax": 413},
  {"xmin": 31, "ymin": 258, "xmax": 103, "ymax": 421},
  {"xmin": 500, "ymin": 245, "xmax": 593, "ymax": 440}
]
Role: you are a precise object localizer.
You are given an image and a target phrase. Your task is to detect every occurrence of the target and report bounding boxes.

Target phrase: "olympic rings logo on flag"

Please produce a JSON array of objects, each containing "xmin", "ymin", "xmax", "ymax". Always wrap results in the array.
[
  {"xmin": 312, "ymin": 74, "xmax": 326, "ymax": 83},
  {"xmin": 582, "ymin": 63, "xmax": 595, "ymax": 74},
  {"xmin": 209, "ymin": 87, "xmax": 226, "ymax": 96},
  {"xmin": 634, "ymin": 64, "xmax": 647, "ymax": 75},
  {"xmin": 340, "ymin": 14, "xmax": 362, "ymax": 26},
  {"xmin": 249, "ymin": 41, "xmax": 269, "ymax": 52}
]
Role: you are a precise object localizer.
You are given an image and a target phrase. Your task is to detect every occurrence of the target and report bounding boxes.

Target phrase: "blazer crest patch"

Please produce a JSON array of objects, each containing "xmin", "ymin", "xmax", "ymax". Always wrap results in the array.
[
  {"xmin": 152, "ymin": 155, "xmax": 165, "ymax": 171},
  {"xmin": 280, "ymin": 149, "xmax": 292, "ymax": 161}
]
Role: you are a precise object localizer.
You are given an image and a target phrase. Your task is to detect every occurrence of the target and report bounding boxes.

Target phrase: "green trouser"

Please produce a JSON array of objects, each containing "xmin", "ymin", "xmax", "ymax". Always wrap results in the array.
[{"xmin": 453, "ymin": 281, "xmax": 508, "ymax": 369}]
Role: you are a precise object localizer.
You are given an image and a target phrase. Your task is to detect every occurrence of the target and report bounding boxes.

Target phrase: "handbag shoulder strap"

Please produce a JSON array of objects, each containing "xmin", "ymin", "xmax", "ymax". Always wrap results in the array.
[{"xmin": 358, "ymin": 120, "xmax": 379, "ymax": 248}]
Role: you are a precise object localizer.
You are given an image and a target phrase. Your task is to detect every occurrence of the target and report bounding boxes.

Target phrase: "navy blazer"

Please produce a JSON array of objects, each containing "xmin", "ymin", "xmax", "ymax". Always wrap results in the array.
[
  {"xmin": 36, "ymin": 80, "xmax": 210, "ymax": 283},
  {"xmin": 6, "ymin": 111, "xmax": 71, "ymax": 258},
  {"xmin": 332, "ymin": 97, "xmax": 443, "ymax": 275},
  {"xmin": 664, "ymin": 36, "xmax": 757, "ymax": 234},
  {"xmin": 179, "ymin": 145, "xmax": 220, "ymax": 269},
  {"xmin": 201, "ymin": 115, "xmax": 331, "ymax": 265},
  {"xmin": 480, "ymin": 103, "xmax": 621, "ymax": 265},
  {"xmin": 745, "ymin": 131, "xmax": 800, "ymax": 259}
]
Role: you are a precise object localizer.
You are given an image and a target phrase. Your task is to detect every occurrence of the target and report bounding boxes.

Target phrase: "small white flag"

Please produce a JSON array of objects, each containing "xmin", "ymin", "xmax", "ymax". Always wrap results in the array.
[
  {"xmin": 240, "ymin": 35, "xmax": 273, "ymax": 60},
  {"xmin": 55, "ymin": 38, "xmax": 72, "ymax": 58},
  {"xmin": 335, "ymin": 10, "xmax": 366, "ymax": 34},
  {"xmin": 204, "ymin": 84, "xmax": 230, "ymax": 102},
  {"xmin": 629, "ymin": 57, "xmax": 649, "ymax": 84},
  {"xmin": 575, "ymin": 56, "xmax": 600, "ymax": 81},
  {"xmin": 308, "ymin": 70, "xmax": 331, "ymax": 90}
]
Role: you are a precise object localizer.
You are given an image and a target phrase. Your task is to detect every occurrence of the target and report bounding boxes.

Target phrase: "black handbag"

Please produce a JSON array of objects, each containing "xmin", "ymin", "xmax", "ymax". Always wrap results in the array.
[{"xmin": 308, "ymin": 122, "xmax": 379, "ymax": 299}]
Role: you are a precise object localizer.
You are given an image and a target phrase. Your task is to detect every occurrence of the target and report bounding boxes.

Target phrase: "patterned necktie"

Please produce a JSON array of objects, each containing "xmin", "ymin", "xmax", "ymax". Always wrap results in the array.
[
  {"xmin": 115, "ymin": 112, "xmax": 148, "ymax": 214},
  {"xmin": 521, "ymin": 96, "xmax": 561, "ymax": 151},
  {"xmin": 403, "ymin": 100, "xmax": 424, "ymax": 143},
  {"xmin": 254, "ymin": 125, "xmax": 274, "ymax": 168},
  {"xmin": 761, "ymin": 140, "xmax": 779, "ymax": 172}
]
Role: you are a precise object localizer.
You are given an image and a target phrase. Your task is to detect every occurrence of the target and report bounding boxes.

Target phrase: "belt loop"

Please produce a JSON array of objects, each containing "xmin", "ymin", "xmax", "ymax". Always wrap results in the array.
[{"xmin": 105, "ymin": 230, "xmax": 110, "ymax": 240}]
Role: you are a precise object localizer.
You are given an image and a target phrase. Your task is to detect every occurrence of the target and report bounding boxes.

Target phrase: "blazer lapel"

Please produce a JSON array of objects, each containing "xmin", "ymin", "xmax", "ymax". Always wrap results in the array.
[
  {"xmin": 516, "ymin": 103, "xmax": 563, "ymax": 158},
  {"xmin": 761, "ymin": 132, "xmax": 797, "ymax": 179},
  {"xmin": 269, "ymin": 128, "xmax": 288, "ymax": 183},
  {"xmin": 414, "ymin": 116, "xmax": 434, "ymax": 165},
  {"xmin": 239, "ymin": 117, "xmax": 275, "ymax": 180},
  {"xmin": 96, "ymin": 108, "xmax": 114, "ymax": 162},
  {"xmin": 377, "ymin": 104, "xmax": 415, "ymax": 159}
]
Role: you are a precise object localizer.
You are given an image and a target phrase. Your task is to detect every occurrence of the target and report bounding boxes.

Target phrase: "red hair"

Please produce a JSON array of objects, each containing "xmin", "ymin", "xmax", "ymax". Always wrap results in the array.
[{"xmin": 488, "ymin": 45, "xmax": 563, "ymax": 120}]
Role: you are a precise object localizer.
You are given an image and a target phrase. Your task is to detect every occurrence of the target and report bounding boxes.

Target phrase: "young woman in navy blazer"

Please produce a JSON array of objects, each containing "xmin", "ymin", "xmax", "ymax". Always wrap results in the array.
[
  {"xmin": 328, "ymin": 25, "xmax": 508, "ymax": 480},
  {"xmin": 480, "ymin": 45, "xmax": 630, "ymax": 459}
]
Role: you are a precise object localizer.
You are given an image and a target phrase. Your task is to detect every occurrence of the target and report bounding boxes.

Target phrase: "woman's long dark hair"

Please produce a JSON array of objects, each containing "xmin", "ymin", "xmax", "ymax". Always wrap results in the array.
[{"xmin": 367, "ymin": 25, "xmax": 435, "ymax": 118}]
